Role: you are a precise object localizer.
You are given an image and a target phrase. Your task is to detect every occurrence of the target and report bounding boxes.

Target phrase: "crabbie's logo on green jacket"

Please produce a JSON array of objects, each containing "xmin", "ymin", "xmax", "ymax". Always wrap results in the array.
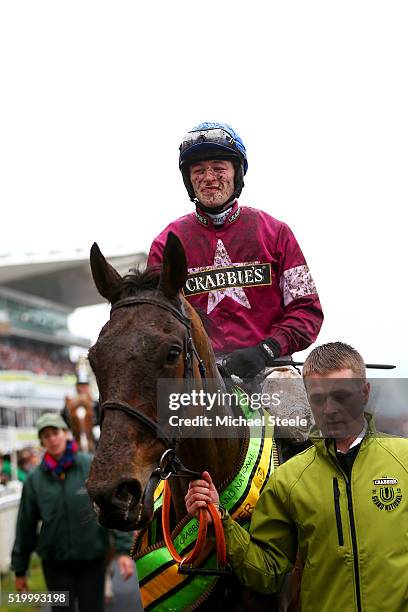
[{"xmin": 372, "ymin": 477, "xmax": 403, "ymax": 511}]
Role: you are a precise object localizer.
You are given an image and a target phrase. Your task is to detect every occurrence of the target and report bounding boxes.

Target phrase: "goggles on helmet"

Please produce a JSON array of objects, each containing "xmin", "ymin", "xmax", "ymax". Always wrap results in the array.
[{"xmin": 180, "ymin": 127, "xmax": 237, "ymax": 155}]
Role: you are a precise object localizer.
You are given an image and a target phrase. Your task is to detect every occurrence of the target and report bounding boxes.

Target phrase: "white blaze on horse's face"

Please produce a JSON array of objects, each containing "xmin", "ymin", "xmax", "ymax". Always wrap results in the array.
[
  {"xmin": 76, "ymin": 406, "xmax": 87, "ymax": 420},
  {"xmin": 75, "ymin": 406, "xmax": 89, "ymax": 452}
]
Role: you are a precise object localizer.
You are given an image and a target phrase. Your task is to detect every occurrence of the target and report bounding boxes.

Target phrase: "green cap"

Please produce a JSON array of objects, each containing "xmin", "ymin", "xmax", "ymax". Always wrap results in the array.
[{"xmin": 36, "ymin": 413, "xmax": 68, "ymax": 436}]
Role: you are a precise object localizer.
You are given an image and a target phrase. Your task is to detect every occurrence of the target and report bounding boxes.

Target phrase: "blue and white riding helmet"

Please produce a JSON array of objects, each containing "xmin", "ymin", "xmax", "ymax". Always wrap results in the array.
[{"xmin": 179, "ymin": 122, "xmax": 248, "ymax": 202}]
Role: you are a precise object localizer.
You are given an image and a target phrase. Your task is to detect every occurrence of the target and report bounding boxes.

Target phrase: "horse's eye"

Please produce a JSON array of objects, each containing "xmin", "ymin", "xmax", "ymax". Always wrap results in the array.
[{"xmin": 166, "ymin": 346, "xmax": 182, "ymax": 364}]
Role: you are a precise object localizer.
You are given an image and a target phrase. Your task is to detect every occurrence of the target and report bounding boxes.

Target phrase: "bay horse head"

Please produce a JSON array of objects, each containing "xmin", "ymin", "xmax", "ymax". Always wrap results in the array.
[{"xmin": 86, "ymin": 233, "xmax": 232, "ymax": 531}]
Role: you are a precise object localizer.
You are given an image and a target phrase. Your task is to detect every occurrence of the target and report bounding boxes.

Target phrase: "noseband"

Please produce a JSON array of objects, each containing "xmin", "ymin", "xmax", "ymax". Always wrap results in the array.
[{"xmin": 100, "ymin": 295, "xmax": 208, "ymax": 457}]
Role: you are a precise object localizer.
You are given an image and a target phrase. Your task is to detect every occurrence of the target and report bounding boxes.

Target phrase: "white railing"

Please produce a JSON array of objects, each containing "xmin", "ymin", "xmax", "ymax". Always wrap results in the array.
[{"xmin": 0, "ymin": 482, "xmax": 22, "ymax": 573}]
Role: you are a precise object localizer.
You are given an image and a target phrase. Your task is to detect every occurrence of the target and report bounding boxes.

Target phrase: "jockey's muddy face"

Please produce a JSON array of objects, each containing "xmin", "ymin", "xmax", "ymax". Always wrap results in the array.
[
  {"xmin": 304, "ymin": 368, "xmax": 370, "ymax": 442},
  {"xmin": 189, "ymin": 159, "xmax": 235, "ymax": 208}
]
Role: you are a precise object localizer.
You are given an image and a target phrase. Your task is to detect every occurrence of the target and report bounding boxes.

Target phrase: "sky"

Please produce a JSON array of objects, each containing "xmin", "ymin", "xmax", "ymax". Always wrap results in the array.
[{"xmin": 1, "ymin": 1, "xmax": 407, "ymax": 376}]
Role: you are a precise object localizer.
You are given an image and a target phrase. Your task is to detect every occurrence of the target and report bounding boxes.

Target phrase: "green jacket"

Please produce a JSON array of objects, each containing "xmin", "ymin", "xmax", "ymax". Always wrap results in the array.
[
  {"xmin": 11, "ymin": 452, "xmax": 132, "ymax": 576},
  {"xmin": 223, "ymin": 420, "xmax": 408, "ymax": 612}
]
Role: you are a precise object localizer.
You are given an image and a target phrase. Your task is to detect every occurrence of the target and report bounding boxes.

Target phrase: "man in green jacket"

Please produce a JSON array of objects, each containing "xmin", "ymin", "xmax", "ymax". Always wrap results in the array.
[
  {"xmin": 186, "ymin": 342, "xmax": 408, "ymax": 612},
  {"xmin": 11, "ymin": 413, "xmax": 135, "ymax": 612}
]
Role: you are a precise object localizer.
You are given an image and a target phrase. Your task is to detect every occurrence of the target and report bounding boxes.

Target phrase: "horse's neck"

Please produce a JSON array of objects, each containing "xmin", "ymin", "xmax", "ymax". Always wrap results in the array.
[
  {"xmin": 168, "ymin": 308, "xmax": 241, "ymax": 521},
  {"xmin": 168, "ymin": 376, "xmax": 242, "ymax": 522}
]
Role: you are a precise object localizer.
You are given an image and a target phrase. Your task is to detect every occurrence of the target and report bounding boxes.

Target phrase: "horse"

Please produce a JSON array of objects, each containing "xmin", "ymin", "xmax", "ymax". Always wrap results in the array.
[
  {"xmin": 86, "ymin": 232, "xmax": 291, "ymax": 611},
  {"xmin": 64, "ymin": 392, "xmax": 97, "ymax": 454}
]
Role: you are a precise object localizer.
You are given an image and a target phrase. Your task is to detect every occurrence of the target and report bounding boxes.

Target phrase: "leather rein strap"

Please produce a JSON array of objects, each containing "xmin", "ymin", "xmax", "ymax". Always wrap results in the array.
[{"xmin": 162, "ymin": 479, "xmax": 228, "ymax": 575}]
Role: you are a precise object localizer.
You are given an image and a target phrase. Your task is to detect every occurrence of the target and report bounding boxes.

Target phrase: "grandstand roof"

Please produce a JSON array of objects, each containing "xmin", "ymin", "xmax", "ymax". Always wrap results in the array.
[{"xmin": 0, "ymin": 246, "xmax": 147, "ymax": 309}]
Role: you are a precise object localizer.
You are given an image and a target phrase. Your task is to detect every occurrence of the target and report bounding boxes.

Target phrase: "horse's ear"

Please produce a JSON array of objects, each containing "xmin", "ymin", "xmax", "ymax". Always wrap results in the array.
[
  {"xmin": 90, "ymin": 242, "xmax": 122, "ymax": 303},
  {"xmin": 158, "ymin": 232, "xmax": 187, "ymax": 299}
]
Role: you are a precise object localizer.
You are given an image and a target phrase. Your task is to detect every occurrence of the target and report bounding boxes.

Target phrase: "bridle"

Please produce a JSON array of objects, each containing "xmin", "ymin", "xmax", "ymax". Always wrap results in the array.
[
  {"xmin": 99, "ymin": 294, "xmax": 229, "ymax": 574},
  {"xmin": 100, "ymin": 294, "xmax": 208, "ymax": 454}
]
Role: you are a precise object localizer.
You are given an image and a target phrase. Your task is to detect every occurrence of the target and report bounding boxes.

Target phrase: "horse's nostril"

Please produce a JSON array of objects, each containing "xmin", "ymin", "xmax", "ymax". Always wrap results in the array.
[
  {"xmin": 89, "ymin": 480, "xmax": 142, "ymax": 518},
  {"xmin": 92, "ymin": 493, "xmax": 110, "ymax": 510},
  {"xmin": 115, "ymin": 480, "xmax": 141, "ymax": 504}
]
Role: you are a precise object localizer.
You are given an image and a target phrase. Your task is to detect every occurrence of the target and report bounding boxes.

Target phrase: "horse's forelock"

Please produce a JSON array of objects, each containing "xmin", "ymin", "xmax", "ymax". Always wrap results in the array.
[{"xmin": 119, "ymin": 266, "xmax": 162, "ymax": 296}]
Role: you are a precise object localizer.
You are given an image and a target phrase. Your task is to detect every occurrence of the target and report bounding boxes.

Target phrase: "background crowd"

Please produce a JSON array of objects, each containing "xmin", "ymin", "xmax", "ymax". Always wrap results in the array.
[
  {"xmin": 0, "ymin": 447, "xmax": 39, "ymax": 485},
  {"xmin": 0, "ymin": 339, "xmax": 75, "ymax": 376}
]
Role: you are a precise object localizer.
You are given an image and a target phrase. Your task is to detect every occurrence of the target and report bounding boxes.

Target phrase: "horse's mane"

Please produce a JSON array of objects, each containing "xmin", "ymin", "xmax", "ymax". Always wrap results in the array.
[{"xmin": 116, "ymin": 266, "xmax": 212, "ymax": 332}]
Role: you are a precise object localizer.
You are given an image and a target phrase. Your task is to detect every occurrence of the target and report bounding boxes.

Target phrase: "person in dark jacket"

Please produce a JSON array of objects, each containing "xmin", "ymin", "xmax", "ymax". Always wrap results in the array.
[{"xmin": 11, "ymin": 413, "xmax": 134, "ymax": 612}]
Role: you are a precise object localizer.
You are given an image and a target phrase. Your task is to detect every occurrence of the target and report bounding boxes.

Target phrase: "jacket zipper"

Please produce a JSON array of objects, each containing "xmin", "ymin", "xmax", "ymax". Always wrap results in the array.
[
  {"xmin": 61, "ymin": 477, "xmax": 72, "ymax": 556},
  {"xmin": 345, "ymin": 480, "xmax": 362, "ymax": 612},
  {"xmin": 332, "ymin": 478, "xmax": 344, "ymax": 546},
  {"xmin": 330, "ymin": 447, "xmax": 362, "ymax": 612}
]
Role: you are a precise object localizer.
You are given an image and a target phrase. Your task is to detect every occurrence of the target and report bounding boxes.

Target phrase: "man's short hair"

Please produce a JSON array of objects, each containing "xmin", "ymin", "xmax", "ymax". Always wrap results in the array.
[{"xmin": 303, "ymin": 342, "xmax": 366, "ymax": 378}]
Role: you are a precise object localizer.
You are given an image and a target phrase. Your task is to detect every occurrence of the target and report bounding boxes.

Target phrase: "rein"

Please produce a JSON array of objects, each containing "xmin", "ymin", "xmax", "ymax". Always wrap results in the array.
[{"xmin": 100, "ymin": 295, "xmax": 229, "ymax": 575}]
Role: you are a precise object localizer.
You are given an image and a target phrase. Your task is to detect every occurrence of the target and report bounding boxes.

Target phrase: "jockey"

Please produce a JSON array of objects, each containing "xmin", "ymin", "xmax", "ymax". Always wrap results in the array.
[{"xmin": 148, "ymin": 122, "xmax": 324, "ymax": 378}]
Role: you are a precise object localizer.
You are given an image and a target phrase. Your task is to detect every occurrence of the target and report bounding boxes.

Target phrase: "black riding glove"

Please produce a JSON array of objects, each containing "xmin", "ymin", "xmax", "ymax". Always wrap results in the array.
[{"xmin": 223, "ymin": 339, "xmax": 280, "ymax": 379}]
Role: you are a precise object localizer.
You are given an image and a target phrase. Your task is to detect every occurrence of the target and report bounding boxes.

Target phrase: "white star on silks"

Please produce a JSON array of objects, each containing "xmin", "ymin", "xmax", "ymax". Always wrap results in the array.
[{"xmin": 188, "ymin": 239, "xmax": 257, "ymax": 314}]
